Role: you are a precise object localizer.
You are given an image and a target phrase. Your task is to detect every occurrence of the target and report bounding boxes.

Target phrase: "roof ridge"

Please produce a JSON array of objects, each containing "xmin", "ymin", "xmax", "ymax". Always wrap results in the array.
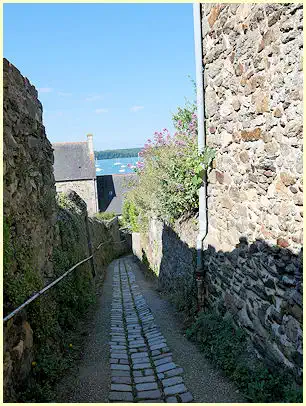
[{"xmin": 53, "ymin": 141, "xmax": 87, "ymax": 145}]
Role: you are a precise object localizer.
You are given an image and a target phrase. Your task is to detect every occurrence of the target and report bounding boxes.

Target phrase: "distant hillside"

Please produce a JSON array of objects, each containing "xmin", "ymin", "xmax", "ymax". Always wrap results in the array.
[{"xmin": 95, "ymin": 148, "xmax": 141, "ymax": 160}]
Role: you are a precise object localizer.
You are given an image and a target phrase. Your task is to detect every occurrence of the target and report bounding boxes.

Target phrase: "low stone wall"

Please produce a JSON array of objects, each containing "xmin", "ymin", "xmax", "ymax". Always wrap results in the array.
[
  {"xmin": 132, "ymin": 216, "xmax": 198, "ymax": 305},
  {"xmin": 56, "ymin": 178, "xmax": 98, "ymax": 215},
  {"xmin": 89, "ymin": 215, "xmax": 129, "ymax": 273}
]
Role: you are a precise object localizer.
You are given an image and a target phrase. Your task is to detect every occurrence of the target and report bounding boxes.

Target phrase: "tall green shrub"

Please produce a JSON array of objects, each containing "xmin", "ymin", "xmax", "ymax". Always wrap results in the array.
[{"xmin": 123, "ymin": 92, "xmax": 215, "ymax": 230}]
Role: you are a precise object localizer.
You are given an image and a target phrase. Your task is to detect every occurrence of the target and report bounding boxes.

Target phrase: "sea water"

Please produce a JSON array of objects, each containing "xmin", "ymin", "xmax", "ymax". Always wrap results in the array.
[{"xmin": 95, "ymin": 156, "xmax": 141, "ymax": 175}]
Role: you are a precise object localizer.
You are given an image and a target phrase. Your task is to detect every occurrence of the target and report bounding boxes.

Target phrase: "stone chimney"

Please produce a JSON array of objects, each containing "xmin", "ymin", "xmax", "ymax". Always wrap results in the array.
[{"xmin": 87, "ymin": 133, "xmax": 94, "ymax": 161}]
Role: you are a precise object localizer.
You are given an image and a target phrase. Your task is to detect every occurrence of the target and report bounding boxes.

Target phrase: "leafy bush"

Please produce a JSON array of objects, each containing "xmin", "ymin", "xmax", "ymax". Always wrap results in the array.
[
  {"xmin": 121, "ymin": 199, "xmax": 140, "ymax": 232},
  {"xmin": 123, "ymin": 91, "xmax": 215, "ymax": 230},
  {"xmin": 93, "ymin": 211, "xmax": 117, "ymax": 221},
  {"xmin": 186, "ymin": 310, "xmax": 303, "ymax": 403}
]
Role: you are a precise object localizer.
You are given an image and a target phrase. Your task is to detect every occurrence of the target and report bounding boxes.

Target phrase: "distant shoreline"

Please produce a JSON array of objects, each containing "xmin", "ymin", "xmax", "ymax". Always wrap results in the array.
[{"xmin": 94, "ymin": 148, "xmax": 141, "ymax": 160}]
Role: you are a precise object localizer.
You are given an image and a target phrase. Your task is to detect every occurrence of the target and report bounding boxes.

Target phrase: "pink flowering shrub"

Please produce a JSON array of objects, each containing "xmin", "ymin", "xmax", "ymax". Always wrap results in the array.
[{"xmin": 123, "ymin": 95, "xmax": 215, "ymax": 229}]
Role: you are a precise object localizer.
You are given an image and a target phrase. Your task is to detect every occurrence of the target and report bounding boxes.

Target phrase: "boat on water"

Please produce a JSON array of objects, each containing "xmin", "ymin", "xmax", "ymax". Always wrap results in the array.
[
  {"xmin": 96, "ymin": 168, "xmax": 102, "ymax": 172},
  {"xmin": 121, "ymin": 165, "xmax": 126, "ymax": 168},
  {"xmin": 114, "ymin": 162, "xmax": 121, "ymax": 166},
  {"xmin": 119, "ymin": 169, "xmax": 125, "ymax": 173}
]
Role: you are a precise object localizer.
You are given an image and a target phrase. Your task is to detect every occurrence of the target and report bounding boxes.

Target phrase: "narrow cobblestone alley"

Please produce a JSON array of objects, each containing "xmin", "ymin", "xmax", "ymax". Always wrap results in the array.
[
  {"xmin": 109, "ymin": 258, "xmax": 192, "ymax": 402},
  {"xmin": 56, "ymin": 255, "xmax": 244, "ymax": 403}
]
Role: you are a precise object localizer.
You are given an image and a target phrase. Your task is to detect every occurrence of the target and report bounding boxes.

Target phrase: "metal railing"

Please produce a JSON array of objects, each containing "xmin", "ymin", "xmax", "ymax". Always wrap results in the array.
[{"xmin": 3, "ymin": 238, "xmax": 125, "ymax": 323}]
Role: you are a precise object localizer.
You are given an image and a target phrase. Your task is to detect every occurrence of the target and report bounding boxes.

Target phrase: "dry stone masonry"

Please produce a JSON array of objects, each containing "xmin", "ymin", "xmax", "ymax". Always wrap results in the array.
[
  {"xmin": 3, "ymin": 59, "xmax": 130, "ymax": 401},
  {"xmin": 3, "ymin": 58, "xmax": 57, "ymax": 400},
  {"xmin": 202, "ymin": 3, "xmax": 303, "ymax": 382},
  {"xmin": 202, "ymin": 3, "xmax": 303, "ymax": 253},
  {"xmin": 109, "ymin": 257, "xmax": 193, "ymax": 402}
]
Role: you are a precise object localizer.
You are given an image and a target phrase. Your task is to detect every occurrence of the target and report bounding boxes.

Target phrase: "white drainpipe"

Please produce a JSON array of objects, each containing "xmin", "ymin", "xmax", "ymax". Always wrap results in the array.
[{"xmin": 193, "ymin": 2, "xmax": 207, "ymax": 274}]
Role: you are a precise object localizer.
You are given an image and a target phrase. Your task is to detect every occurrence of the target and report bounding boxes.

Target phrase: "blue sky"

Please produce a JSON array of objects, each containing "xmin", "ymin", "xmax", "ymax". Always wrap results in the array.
[{"xmin": 4, "ymin": 3, "xmax": 196, "ymax": 150}]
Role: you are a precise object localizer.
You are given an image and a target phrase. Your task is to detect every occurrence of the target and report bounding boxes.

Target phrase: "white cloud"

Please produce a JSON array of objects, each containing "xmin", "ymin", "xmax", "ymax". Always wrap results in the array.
[
  {"xmin": 95, "ymin": 108, "xmax": 108, "ymax": 114},
  {"xmin": 130, "ymin": 105, "xmax": 144, "ymax": 112},
  {"xmin": 58, "ymin": 91, "xmax": 72, "ymax": 96},
  {"xmin": 85, "ymin": 95, "xmax": 103, "ymax": 102},
  {"xmin": 38, "ymin": 87, "xmax": 53, "ymax": 93}
]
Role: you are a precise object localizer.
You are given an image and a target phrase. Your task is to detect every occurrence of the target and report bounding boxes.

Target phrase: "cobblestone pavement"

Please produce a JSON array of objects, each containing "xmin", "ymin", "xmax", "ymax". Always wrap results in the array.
[{"xmin": 109, "ymin": 258, "xmax": 193, "ymax": 403}]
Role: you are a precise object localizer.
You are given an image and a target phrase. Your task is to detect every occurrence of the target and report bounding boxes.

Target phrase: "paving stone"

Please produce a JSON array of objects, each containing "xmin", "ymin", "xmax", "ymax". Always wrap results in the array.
[
  {"xmin": 111, "ymin": 376, "xmax": 132, "ymax": 385},
  {"xmin": 146, "ymin": 331, "xmax": 161, "ymax": 337},
  {"xmin": 156, "ymin": 362, "xmax": 176, "ymax": 373},
  {"xmin": 133, "ymin": 370, "xmax": 143, "ymax": 377},
  {"xmin": 135, "ymin": 347, "xmax": 147, "ymax": 352},
  {"xmin": 140, "ymin": 400, "xmax": 164, "ymax": 403},
  {"xmin": 162, "ymin": 376, "xmax": 183, "ymax": 387},
  {"xmin": 111, "ymin": 370, "xmax": 130, "ymax": 376},
  {"xmin": 110, "ymin": 358, "xmax": 119, "ymax": 364},
  {"xmin": 132, "ymin": 357, "xmax": 150, "ymax": 365},
  {"xmin": 154, "ymin": 356, "xmax": 173, "ymax": 366},
  {"xmin": 152, "ymin": 350, "xmax": 161, "ymax": 356},
  {"xmin": 137, "ymin": 389, "xmax": 162, "ymax": 399},
  {"xmin": 144, "ymin": 369, "xmax": 154, "ymax": 376},
  {"xmin": 132, "ymin": 351, "xmax": 149, "ymax": 359},
  {"xmin": 134, "ymin": 376, "xmax": 156, "ymax": 384},
  {"xmin": 109, "ymin": 391, "xmax": 133, "ymax": 401},
  {"xmin": 157, "ymin": 373, "xmax": 165, "ymax": 380},
  {"xmin": 111, "ymin": 384, "xmax": 133, "ymax": 392},
  {"xmin": 136, "ymin": 382, "xmax": 158, "ymax": 391},
  {"xmin": 178, "ymin": 392, "xmax": 193, "ymax": 402},
  {"xmin": 166, "ymin": 396, "xmax": 178, "ymax": 403},
  {"xmin": 111, "ymin": 364, "xmax": 130, "ymax": 371},
  {"xmin": 112, "ymin": 353, "xmax": 128, "ymax": 359},
  {"xmin": 148, "ymin": 336, "xmax": 166, "ymax": 343},
  {"xmin": 153, "ymin": 353, "xmax": 172, "ymax": 361},
  {"xmin": 130, "ymin": 342, "xmax": 146, "ymax": 349},
  {"xmin": 111, "ymin": 345, "xmax": 126, "ymax": 350},
  {"xmin": 164, "ymin": 368, "xmax": 184, "ymax": 378},
  {"xmin": 133, "ymin": 362, "xmax": 152, "ymax": 369},
  {"xmin": 164, "ymin": 384, "xmax": 187, "ymax": 396}
]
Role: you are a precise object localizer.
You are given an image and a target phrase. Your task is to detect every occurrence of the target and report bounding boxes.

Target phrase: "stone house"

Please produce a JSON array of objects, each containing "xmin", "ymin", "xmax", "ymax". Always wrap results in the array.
[{"xmin": 53, "ymin": 134, "xmax": 98, "ymax": 215}]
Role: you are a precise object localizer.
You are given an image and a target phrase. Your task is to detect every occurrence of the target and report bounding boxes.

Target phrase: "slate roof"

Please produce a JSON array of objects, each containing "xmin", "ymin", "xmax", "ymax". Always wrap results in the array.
[
  {"xmin": 52, "ymin": 142, "xmax": 96, "ymax": 181},
  {"xmin": 97, "ymin": 174, "xmax": 136, "ymax": 214}
]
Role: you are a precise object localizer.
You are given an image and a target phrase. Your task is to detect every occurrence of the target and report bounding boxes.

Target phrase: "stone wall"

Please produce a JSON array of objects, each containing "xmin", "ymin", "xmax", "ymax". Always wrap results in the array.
[
  {"xmin": 3, "ymin": 57, "xmax": 57, "ymax": 401},
  {"xmin": 201, "ymin": 2, "xmax": 303, "ymax": 381},
  {"xmin": 56, "ymin": 178, "xmax": 98, "ymax": 215},
  {"xmin": 89, "ymin": 215, "xmax": 129, "ymax": 272},
  {"xmin": 132, "ymin": 215, "xmax": 198, "ymax": 305},
  {"xmin": 202, "ymin": 3, "xmax": 303, "ymax": 253},
  {"xmin": 3, "ymin": 59, "xmax": 129, "ymax": 401}
]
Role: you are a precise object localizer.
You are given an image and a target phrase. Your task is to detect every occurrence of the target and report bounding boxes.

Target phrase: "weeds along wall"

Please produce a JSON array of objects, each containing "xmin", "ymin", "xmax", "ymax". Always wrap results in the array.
[{"xmin": 3, "ymin": 58, "xmax": 128, "ymax": 401}]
